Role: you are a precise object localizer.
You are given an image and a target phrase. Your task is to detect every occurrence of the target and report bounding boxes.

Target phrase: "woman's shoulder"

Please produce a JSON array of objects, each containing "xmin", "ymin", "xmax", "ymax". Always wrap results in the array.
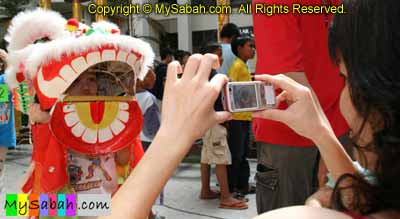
[{"xmin": 252, "ymin": 206, "xmax": 352, "ymax": 219}]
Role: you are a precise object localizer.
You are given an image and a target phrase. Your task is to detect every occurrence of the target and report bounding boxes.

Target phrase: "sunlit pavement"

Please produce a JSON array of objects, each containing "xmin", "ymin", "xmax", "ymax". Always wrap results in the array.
[{"xmin": 1, "ymin": 144, "xmax": 258, "ymax": 219}]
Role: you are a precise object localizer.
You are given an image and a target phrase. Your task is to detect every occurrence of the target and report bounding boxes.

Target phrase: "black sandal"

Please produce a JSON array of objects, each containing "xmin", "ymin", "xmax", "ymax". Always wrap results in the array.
[{"xmin": 233, "ymin": 192, "xmax": 249, "ymax": 202}]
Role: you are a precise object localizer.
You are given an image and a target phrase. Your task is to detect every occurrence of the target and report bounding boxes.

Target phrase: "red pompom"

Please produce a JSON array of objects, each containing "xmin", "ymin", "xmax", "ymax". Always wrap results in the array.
[
  {"xmin": 16, "ymin": 72, "xmax": 25, "ymax": 83},
  {"xmin": 111, "ymin": 29, "xmax": 119, "ymax": 34},
  {"xmin": 67, "ymin": 18, "xmax": 79, "ymax": 27}
]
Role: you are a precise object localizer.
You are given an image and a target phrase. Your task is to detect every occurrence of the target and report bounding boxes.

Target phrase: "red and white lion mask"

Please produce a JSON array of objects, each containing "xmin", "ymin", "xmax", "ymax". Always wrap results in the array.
[
  {"xmin": 5, "ymin": 8, "xmax": 154, "ymax": 110},
  {"xmin": 5, "ymin": 8, "xmax": 155, "ymax": 154}
]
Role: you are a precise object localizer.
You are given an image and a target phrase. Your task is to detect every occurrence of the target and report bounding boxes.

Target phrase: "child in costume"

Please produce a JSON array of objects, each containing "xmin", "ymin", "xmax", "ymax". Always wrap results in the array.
[
  {"xmin": 28, "ymin": 70, "xmax": 131, "ymax": 195},
  {"xmin": 4, "ymin": 8, "xmax": 154, "ymax": 218}
]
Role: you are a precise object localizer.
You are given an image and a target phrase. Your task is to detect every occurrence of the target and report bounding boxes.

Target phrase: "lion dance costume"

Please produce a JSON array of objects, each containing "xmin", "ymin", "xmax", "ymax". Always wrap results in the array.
[{"xmin": 4, "ymin": 8, "xmax": 155, "ymax": 208}]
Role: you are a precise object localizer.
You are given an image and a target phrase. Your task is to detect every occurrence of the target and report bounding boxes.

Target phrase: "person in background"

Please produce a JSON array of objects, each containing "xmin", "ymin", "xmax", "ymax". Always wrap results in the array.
[
  {"xmin": 175, "ymin": 50, "xmax": 191, "ymax": 69},
  {"xmin": 199, "ymin": 43, "xmax": 247, "ymax": 210},
  {"xmin": 227, "ymin": 35, "xmax": 256, "ymax": 200},
  {"xmin": 136, "ymin": 67, "xmax": 163, "ymax": 219},
  {"xmin": 218, "ymin": 23, "xmax": 240, "ymax": 75},
  {"xmin": 0, "ymin": 49, "xmax": 16, "ymax": 193},
  {"xmin": 150, "ymin": 48, "xmax": 174, "ymax": 101},
  {"xmin": 136, "ymin": 67, "xmax": 160, "ymax": 152},
  {"xmin": 252, "ymin": 0, "xmax": 350, "ymax": 213}
]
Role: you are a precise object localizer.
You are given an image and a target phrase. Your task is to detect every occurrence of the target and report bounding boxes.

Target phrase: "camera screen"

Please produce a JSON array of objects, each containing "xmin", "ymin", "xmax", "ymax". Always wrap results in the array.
[{"xmin": 232, "ymin": 84, "xmax": 258, "ymax": 110}]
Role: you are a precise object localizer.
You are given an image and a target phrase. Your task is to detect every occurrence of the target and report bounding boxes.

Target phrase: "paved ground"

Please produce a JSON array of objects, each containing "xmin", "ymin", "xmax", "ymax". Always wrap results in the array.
[{"xmin": 1, "ymin": 144, "xmax": 259, "ymax": 219}]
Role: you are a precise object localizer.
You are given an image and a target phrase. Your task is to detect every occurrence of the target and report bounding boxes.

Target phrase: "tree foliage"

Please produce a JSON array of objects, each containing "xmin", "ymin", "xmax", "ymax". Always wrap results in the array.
[{"xmin": 0, "ymin": 0, "xmax": 32, "ymax": 17}]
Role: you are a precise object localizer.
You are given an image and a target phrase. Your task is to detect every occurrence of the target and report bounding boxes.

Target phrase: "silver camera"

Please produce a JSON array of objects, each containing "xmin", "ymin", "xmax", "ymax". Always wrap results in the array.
[{"xmin": 221, "ymin": 81, "xmax": 276, "ymax": 113}]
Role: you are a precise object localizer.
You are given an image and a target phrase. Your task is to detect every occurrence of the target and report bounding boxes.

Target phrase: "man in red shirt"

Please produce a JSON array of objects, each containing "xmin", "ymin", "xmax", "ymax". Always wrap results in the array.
[{"xmin": 252, "ymin": 0, "xmax": 350, "ymax": 213}]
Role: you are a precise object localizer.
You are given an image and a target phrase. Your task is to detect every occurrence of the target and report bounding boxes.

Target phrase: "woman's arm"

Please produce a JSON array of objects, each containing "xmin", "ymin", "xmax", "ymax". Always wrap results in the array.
[
  {"xmin": 253, "ymin": 206, "xmax": 352, "ymax": 219},
  {"xmin": 100, "ymin": 54, "xmax": 230, "ymax": 219},
  {"xmin": 312, "ymin": 128, "xmax": 356, "ymax": 182}
]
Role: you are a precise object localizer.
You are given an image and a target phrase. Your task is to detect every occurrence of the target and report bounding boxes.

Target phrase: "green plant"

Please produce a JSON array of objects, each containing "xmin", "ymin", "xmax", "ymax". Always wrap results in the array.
[{"xmin": 0, "ymin": 0, "xmax": 32, "ymax": 18}]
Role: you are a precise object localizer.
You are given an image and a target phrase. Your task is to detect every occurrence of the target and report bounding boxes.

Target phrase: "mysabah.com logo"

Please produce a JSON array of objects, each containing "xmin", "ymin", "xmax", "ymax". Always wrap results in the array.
[{"xmin": 3, "ymin": 194, "xmax": 111, "ymax": 217}]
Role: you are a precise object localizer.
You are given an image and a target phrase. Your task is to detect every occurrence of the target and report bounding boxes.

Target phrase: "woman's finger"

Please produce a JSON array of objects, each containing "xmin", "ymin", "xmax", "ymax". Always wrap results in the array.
[
  {"xmin": 195, "ymin": 53, "xmax": 220, "ymax": 81},
  {"xmin": 182, "ymin": 54, "xmax": 202, "ymax": 80},
  {"xmin": 275, "ymin": 90, "xmax": 288, "ymax": 107},
  {"xmin": 209, "ymin": 73, "xmax": 229, "ymax": 94},
  {"xmin": 255, "ymin": 74, "xmax": 302, "ymax": 95},
  {"xmin": 165, "ymin": 61, "xmax": 182, "ymax": 87},
  {"xmin": 214, "ymin": 111, "xmax": 232, "ymax": 124}
]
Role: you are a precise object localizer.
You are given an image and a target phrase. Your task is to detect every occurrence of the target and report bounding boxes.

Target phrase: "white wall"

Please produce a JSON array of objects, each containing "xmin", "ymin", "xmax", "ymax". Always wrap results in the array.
[
  {"xmin": 191, "ymin": 14, "xmax": 252, "ymax": 32},
  {"xmin": 153, "ymin": 13, "xmax": 252, "ymax": 33},
  {"xmin": 140, "ymin": 5, "xmax": 254, "ymax": 56}
]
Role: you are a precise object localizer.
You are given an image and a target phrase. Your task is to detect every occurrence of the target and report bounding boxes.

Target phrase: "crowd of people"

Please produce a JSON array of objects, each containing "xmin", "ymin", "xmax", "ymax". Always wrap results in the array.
[{"xmin": 0, "ymin": 0, "xmax": 399, "ymax": 219}]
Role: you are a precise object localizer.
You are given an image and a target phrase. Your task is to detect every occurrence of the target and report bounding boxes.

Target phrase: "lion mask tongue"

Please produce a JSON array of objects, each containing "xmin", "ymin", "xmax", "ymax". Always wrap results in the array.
[
  {"xmin": 90, "ymin": 101, "xmax": 105, "ymax": 124},
  {"xmin": 50, "ymin": 100, "xmax": 143, "ymax": 155}
]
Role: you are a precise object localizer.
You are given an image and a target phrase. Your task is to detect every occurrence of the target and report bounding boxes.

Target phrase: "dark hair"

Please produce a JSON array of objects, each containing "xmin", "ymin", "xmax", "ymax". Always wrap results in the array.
[
  {"xmin": 220, "ymin": 23, "xmax": 240, "ymax": 39},
  {"xmin": 200, "ymin": 42, "xmax": 221, "ymax": 54},
  {"xmin": 174, "ymin": 50, "xmax": 191, "ymax": 64},
  {"xmin": 329, "ymin": 0, "xmax": 400, "ymax": 214},
  {"xmin": 160, "ymin": 48, "xmax": 174, "ymax": 60},
  {"xmin": 231, "ymin": 35, "xmax": 252, "ymax": 57}
]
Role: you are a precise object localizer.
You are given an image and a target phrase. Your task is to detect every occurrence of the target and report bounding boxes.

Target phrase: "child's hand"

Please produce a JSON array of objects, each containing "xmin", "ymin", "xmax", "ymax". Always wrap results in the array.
[
  {"xmin": 115, "ymin": 147, "xmax": 130, "ymax": 166},
  {"xmin": 305, "ymin": 186, "xmax": 333, "ymax": 208},
  {"xmin": 159, "ymin": 54, "xmax": 232, "ymax": 143},
  {"xmin": 28, "ymin": 103, "xmax": 51, "ymax": 124},
  {"xmin": 0, "ymin": 49, "xmax": 7, "ymax": 61}
]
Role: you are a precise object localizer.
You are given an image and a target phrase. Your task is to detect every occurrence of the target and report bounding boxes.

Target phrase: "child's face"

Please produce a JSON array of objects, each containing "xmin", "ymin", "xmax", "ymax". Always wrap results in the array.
[
  {"xmin": 142, "ymin": 68, "xmax": 156, "ymax": 90},
  {"xmin": 239, "ymin": 41, "xmax": 255, "ymax": 60},
  {"xmin": 65, "ymin": 72, "xmax": 97, "ymax": 96}
]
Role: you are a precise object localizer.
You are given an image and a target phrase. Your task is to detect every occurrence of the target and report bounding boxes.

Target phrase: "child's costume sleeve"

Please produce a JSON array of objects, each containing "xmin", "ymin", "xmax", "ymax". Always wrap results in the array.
[{"xmin": 130, "ymin": 137, "xmax": 144, "ymax": 169}]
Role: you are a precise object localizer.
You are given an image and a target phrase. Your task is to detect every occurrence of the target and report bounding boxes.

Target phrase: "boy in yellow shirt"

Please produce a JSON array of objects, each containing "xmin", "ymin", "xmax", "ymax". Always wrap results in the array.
[{"xmin": 226, "ymin": 35, "xmax": 256, "ymax": 199}]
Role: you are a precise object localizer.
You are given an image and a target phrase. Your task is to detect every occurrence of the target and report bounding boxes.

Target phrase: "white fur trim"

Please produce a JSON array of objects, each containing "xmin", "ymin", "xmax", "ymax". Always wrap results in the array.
[
  {"xmin": 5, "ymin": 8, "xmax": 154, "ymax": 93},
  {"xmin": 4, "ymin": 46, "xmax": 36, "ymax": 89},
  {"xmin": 79, "ymin": 23, "xmax": 90, "ymax": 32},
  {"xmin": 92, "ymin": 21, "xmax": 120, "ymax": 32},
  {"xmin": 4, "ymin": 66, "xmax": 19, "ymax": 89},
  {"xmin": 5, "ymin": 8, "xmax": 67, "ymax": 52},
  {"xmin": 24, "ymin": 34, "xmax": 154, "ymax": 80}
]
